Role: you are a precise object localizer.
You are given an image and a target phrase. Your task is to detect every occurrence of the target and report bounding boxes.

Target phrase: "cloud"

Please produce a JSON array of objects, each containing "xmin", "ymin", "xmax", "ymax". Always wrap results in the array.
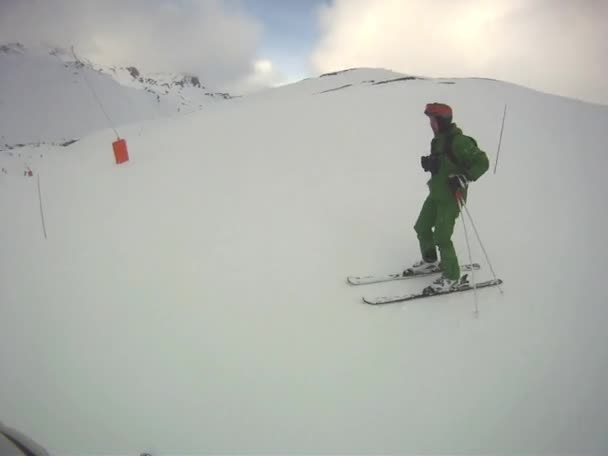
[
  {"xmin": 310, "ymin": 0, "xmax": 608, "ymax": 104},
  {"xmin": 226, "ymin": 58, "xmax": 290, "ymax": 94},
  {"xmin": 0, "ymin": 0, "xmax": 265, "ymax": 91}
]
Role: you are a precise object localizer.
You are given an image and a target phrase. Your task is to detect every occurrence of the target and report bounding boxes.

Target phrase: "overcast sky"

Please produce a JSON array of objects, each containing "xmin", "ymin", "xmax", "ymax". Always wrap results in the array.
[{"xmin": 0, "ymin": 0, "xmax": 606, "ymax": 103}]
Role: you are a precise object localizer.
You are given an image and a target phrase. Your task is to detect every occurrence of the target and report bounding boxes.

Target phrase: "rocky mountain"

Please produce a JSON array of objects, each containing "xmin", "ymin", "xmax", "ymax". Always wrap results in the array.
[{"xmin": 0, "ymin": 42, "xmax": 233, "ymax": 150}]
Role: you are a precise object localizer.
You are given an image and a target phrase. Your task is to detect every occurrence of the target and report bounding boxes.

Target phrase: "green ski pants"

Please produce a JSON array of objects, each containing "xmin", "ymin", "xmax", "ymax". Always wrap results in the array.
[{"xmin": 414, "ymin": 195, "xmax": 461, "ymax": 280}]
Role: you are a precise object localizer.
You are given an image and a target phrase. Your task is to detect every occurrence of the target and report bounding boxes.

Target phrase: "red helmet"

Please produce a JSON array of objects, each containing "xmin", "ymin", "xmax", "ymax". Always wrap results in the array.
[{"xmin": 424, "ymin": 102, "xmax": 453, "ymax": 120}]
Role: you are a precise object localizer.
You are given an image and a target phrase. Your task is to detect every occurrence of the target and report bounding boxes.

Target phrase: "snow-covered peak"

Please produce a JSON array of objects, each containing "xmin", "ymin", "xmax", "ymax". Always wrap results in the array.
[
  {"xmin": 318, "ymin": 66, "xmax": 417, "ymax": 81},
  {"xmin": 103, "ymin": 65, "xmax": 232, "ymax": 100},
  {"xmin": 0, "ymin": 43, "xmax": 233, "ymax": 149}
]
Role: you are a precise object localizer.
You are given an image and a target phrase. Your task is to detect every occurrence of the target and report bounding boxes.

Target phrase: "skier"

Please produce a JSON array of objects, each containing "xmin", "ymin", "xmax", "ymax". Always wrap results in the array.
[{"xmin": 406, "ymin": 102, "xmax": 489, "ymax": 292}]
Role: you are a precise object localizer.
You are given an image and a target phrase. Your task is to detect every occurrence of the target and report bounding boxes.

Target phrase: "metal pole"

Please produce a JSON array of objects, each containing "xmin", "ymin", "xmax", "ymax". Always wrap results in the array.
[
  {"xmin": 37, "ymin": 173, "xmax": 47, "ymax": 240},
  {"xmin": 71, "ymin": 46, "xmax": 120, "ymax": 139},
  {"xmin": 493, "ymin": 104, "xmax": 508, "ymax": 174}
]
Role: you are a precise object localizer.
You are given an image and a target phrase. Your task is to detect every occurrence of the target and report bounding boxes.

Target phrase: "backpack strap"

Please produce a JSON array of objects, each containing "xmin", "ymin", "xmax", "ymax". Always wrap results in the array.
[
  {"xmin": 444, "ymin": 133, "xmax": 478, "ymax": 168},
  {"xmin": 444, "ymin": 132, "xmax": 460, "ymax": 167}
]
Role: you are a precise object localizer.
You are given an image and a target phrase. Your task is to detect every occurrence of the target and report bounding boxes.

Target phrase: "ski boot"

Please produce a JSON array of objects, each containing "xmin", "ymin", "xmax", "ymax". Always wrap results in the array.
[
  {"xmin": 403, "ymin": 258, "xmax": 440, "ymax": 277},
  {"xmin": 424, "ymin": 274, "xmax": 469, "ymax": 294}
]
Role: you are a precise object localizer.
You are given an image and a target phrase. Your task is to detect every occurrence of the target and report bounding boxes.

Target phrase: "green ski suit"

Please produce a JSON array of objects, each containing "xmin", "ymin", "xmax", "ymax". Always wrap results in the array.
[{"xmin": 414, "ymin": 123, "xmax": 489, "ymax": 280}]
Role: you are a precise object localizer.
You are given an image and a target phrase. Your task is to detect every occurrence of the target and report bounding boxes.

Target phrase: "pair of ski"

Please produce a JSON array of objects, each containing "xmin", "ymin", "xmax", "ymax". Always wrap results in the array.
[{"xmin": 347, "ymin": 263, "xmax": 503, "ymax": 305}]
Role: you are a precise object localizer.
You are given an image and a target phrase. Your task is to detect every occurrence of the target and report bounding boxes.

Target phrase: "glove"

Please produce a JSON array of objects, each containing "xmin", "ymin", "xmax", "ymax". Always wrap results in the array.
[
  {"xmin": 448, "ymin": 174, "xmax": 468, "ymax": 193},
  {"xmin": 421, "ymin": 155, "xmax": 440, "ymax": 174}
]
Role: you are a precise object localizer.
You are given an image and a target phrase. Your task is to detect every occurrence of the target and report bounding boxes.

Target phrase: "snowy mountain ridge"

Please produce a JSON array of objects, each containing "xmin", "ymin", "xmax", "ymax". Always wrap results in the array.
[
  {"xmin": 0, "ymin": 42, "xmax": 233, "ymax": 150},
  {"xmin": 47, "ymin": 44, "xmax": 232, "ymax": 100}
]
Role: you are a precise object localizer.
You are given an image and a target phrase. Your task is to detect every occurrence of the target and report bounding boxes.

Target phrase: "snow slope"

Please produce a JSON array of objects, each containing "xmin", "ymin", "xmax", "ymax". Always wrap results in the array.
[
  {"xmin": 1, "ymin": 69, "xmax": 608, "ymax": 455},
  {"xmin": 0, "ymin": 43, "xmax": 231, "ymax": 149}
]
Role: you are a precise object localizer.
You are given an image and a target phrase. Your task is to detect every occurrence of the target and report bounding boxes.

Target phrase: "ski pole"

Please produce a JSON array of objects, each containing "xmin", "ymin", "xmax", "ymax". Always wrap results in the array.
[
  {"xmin": 460, "ymin": 202, "xmax": 503, "ymax": 294},
  {"xmin": 457, "ymin": 194, "xmax": 479, "ymax": 316}
]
